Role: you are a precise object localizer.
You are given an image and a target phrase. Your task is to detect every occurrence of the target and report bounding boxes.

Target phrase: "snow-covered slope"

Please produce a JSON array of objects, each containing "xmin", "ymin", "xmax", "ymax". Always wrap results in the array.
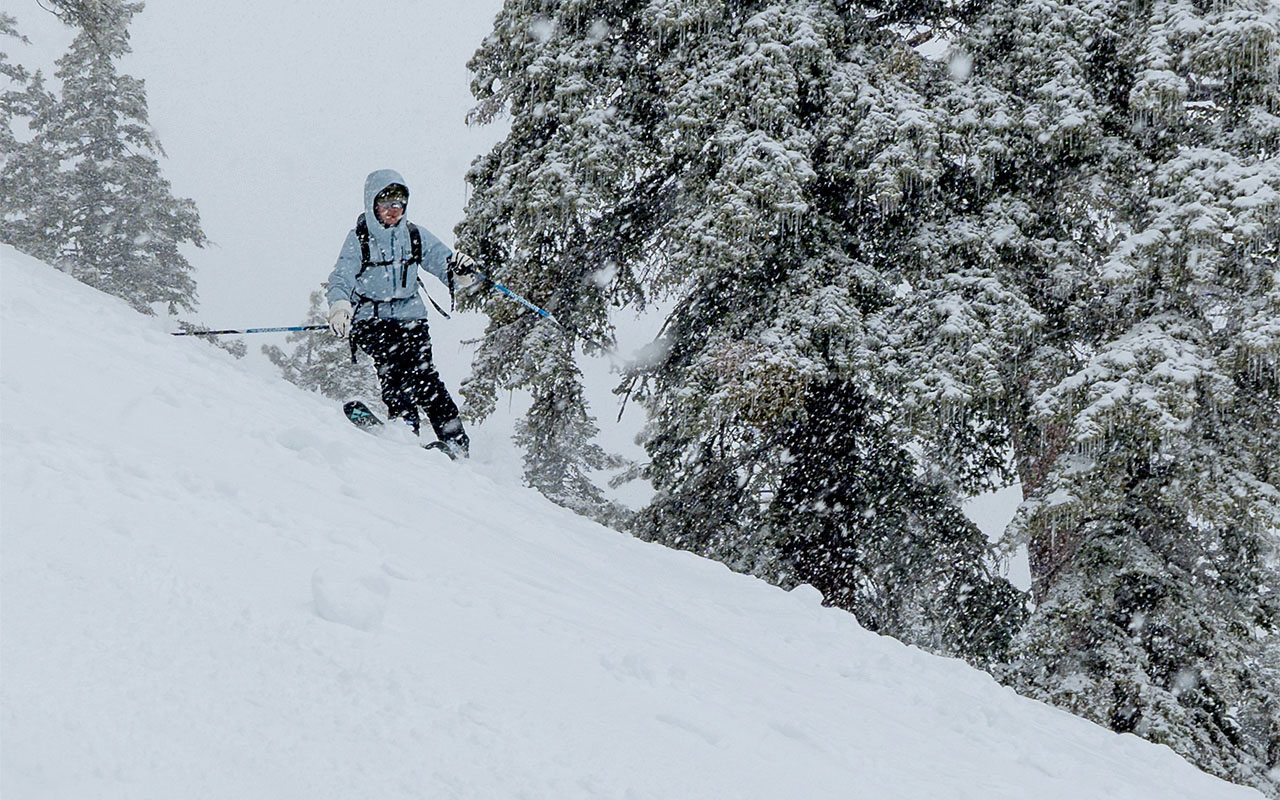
[{"xmin": 0, "ymin": 245, "xmax": 1262, "ymax": 799}]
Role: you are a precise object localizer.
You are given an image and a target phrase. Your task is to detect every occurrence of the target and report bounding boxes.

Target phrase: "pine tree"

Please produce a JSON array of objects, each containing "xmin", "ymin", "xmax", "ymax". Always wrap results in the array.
[
  {"xmin": 263, "ymin": 291, "xmax": 380, "ymax": 401},
  {"xmin": 635, "ymin": 1, "xmax": 1028, "ymax": 661},
  {"xmin": 0, "ymin": 14, "xmax": 29, "ymax": 157},
  {"xmin": 0, "ymin": 15, "xmax": 59, "ymax": 261},
  {"xmin": 465, "ymin": 0, "xmax": 1027, "ymax": 662},
  {"xmin": 515, "ymin": 323, "xmax": 629, "ymax": 524},
  {"xmin": 1, "ymin": 1, "xmax": 204, "ymax": 315},
  {"xmin": 894, "ymin": 0, "xmax": 1280, "ymax": 791},
  {"xmin": 459, "ymin": 0, "xmax": 660, "ymax": 519},
  {"xmin": 464, "ymin": 0, "xmax": 1277, "ymax": 785},
  {"xmin": 768, "ymin": 380, "xmax": 1026, "ymax": 667}
]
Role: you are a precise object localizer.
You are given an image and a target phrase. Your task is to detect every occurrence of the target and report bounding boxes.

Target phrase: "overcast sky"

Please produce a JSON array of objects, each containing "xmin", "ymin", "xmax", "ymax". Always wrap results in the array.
[{"xmin": 10, "ymin": 0, "xmax": 509, "ymax": 327}]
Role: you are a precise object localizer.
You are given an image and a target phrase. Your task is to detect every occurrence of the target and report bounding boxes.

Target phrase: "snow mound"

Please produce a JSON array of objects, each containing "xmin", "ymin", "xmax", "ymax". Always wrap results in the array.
[
  {"xmin": 1, "ymin": 244, "xmax": 1263, "ymax": 799},
  {"xmin": 311, "ymin": 562, "xmax": 392, "ymax": 631}
]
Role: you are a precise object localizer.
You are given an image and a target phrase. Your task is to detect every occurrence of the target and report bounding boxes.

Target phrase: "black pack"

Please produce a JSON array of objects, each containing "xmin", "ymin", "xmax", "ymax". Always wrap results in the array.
[
  {"xmin": 348, "ymin": 213, "xmax": 452, "ymax": 363},
  {"xmin": 354, "ymin": 212, "xmax": 422, "ymax": 287}
]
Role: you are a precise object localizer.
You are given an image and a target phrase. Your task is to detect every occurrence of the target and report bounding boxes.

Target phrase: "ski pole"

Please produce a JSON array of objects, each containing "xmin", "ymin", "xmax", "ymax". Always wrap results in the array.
[
  {"xmin": 171, "ymin": 324, "xmax": 329, "ymax": 336},
  {"xmin": 473, "ymin": 269, "xmax": 614, "ymax": 353},
  {"xmin": 475, "ymin": 270, "xmax": 558, "ymax": 323}
]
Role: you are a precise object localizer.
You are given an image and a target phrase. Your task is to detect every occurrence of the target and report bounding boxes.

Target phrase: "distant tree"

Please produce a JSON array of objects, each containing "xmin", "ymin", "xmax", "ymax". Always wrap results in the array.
[
  {"xmin": 0, "ymin": 13, "xmax": 29, "ymax": 154},
  {"xmin": 263, "ymin": 291, "xmax": 380, "ymax": 401},
  {"xmin": 175, "ymin": 321, "xmax": 246, "ymax": 359},
  {"xmin": 0, "ymin": 1, "xmax": 204, "ymax": 315},
  {"xmin": 0, "ymin": 14, "xmax": 59, "ymax": 260},
  {"xmin": 513, "ymin": 323, "xmax": 630, "ymax": 523}
]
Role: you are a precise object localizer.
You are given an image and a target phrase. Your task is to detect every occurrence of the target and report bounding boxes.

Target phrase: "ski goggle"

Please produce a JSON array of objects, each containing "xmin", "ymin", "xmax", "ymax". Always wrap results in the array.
[{"xmin": 375, "ymin": 199, "xmax": 406, "ymax": 210}]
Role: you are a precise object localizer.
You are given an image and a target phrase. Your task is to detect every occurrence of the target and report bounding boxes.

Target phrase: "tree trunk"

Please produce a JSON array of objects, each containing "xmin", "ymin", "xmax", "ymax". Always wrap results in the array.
[{"xmin": 1009, "ymin": 404, "xmax": 1071, "ymax": 602}]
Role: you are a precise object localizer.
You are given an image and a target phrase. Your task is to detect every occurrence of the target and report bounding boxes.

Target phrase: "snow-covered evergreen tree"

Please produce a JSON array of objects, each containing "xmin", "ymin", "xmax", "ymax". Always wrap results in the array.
[
  {"xmin": 890, "ymin": 0, "xmax": 1280, "ymax": 791},
  {"xmin": 514, "ymin": 323, "xmax": 630, "ymax": 524},
  {"xmin": 645, "ymin": 1, "xmax": 1025, "ymax": 664},
  {"xmin": 172, "ymin": 321, "xmax": 246, "ymax": 359},
  {"xmin": 0, "ymin": 14, "xmax": 29, "ymax": 159},
  {"xmin": 459, "ymin": 0, "xmax": 657, "ymax": 520},
  {"xmin": 0, "ymin": 14, "xmax": 59, "ymax": 262},
  {"xmin": 464, "ymin": 0, "xmax": 1027, "ymax": 664},
  {"xmin": 0, "ymin": 1, "xmax": 204, "ymax": 315},
  {"xmin": 263, "ymin": 291, "xmax": 380, "ymax": 402},
  {"xmin": 767, "ymin": 380, "xmax": 1026, "ymax": 666}
]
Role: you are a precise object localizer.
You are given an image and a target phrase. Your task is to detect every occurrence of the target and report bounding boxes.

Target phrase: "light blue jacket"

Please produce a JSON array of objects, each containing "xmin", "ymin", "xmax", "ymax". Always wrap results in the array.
[{"xmin": 326, "ymin": 169, "xmax": 453, "ymax": 322}]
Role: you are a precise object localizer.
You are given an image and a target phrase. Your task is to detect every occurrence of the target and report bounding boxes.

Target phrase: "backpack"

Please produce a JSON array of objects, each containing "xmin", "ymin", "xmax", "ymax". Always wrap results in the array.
[
  {"xmin": 354, "ymin": 212, "xmax": 422, "ymax": 288},
  {"xmin": 347, "ymin": 213, "xmax": 451, "ymax": 363}
]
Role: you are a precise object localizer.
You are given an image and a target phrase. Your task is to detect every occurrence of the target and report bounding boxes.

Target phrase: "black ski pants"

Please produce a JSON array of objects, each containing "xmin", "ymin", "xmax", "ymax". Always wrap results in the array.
[{"xmin": 351, "ymin": 317, "xmax": 468, "ymax": 447}]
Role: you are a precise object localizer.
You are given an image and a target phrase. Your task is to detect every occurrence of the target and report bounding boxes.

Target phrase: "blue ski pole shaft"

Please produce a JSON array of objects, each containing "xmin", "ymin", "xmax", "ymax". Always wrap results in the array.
[
  {"xmin": 478, "ymin": 271, "xmax": 558, "ymax": 323},
  {"xmin": 171, "ymin": 324, "xmax": 329, "ymax": 336},
  {"xmin": 475, "ymin": 270, "xmax": 613, "ymax": 353}
]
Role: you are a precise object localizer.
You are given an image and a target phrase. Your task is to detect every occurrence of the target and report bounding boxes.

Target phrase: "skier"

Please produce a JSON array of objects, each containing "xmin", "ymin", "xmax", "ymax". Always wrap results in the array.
[{"xmin": 326, "ymin": 169, "xmax": 475, "ymax": 458}]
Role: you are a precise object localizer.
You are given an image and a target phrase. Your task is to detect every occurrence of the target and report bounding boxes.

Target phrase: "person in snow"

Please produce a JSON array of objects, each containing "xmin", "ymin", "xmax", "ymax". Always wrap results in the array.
[{"xmin": 326, "ymin": 169, "xmax": 477, "ymax": 458}]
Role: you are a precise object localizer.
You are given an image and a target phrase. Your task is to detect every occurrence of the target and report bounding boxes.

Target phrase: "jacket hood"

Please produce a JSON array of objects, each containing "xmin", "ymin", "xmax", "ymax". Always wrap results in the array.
[{"xmin": 364, "ymin": 169, "xmax": 410, "ymax": 228}]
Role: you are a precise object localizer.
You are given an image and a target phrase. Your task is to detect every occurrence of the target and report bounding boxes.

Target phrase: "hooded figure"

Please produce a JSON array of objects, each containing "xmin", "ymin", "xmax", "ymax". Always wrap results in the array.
[
  {"xmin": 326, "ymin": 169, "xmax": 453, "ymax": 322},
  {"xmin": 326, "ymin": 169, "xmax": 476, "ymax": 458}
]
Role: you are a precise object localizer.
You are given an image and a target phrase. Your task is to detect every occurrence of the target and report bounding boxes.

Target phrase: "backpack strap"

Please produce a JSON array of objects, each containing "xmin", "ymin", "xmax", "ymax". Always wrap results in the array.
[
  {"xmin": 407, "ymin": 222, "xmax": 422, "ymax": 266},
  {"xmin": 354, "ymin": 214, "xmax": 423, "ymax": 278},
  {"xmin": 355, "ymin": 213, "xmax": 373, "ymax": 278},
  {"xmin": 348, "ymin": 216, "xmax": 430, "ymax": 362}
]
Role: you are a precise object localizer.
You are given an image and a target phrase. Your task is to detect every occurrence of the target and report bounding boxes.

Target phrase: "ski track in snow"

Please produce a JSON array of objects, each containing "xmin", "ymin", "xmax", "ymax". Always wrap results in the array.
[{"xmin": 1, "ymin": 245, "xmax": 1264, "ymax": 799}]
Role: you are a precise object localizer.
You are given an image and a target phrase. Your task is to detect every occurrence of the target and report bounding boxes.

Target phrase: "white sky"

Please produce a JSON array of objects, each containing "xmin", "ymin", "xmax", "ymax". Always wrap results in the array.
[{"xmin": 9, "ymin": 0, "xmax": 509, "ymax": 326}]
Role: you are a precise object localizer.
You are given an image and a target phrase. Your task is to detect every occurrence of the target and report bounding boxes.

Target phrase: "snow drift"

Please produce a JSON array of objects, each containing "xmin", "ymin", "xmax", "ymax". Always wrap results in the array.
[{"xmin": 0, "ymin": 245, "xmax": 1263, "ymax": 798}]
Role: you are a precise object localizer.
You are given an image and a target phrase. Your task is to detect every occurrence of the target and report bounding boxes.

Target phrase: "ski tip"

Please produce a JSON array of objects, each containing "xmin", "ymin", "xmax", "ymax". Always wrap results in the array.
[
  {"xmin": 422, "ymin": 440, "xmax": 468, "ymax": 461},
  {"xmin": 343, "ymin": 400, "xmax": 383, "ymax": 429},
  {"xmin": 421, "ymin": 440, "xmax": 454, "ymax": 459}
]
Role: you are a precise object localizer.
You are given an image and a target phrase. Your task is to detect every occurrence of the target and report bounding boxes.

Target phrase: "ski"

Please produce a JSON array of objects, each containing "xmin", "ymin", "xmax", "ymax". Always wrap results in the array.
[
  {"xmin": 343, "ymin": 399, "xmax": 384, "ymax": 430},
  {"xmin": 342, "ymin": 400, "xmax": 460, "ymax": 459}
]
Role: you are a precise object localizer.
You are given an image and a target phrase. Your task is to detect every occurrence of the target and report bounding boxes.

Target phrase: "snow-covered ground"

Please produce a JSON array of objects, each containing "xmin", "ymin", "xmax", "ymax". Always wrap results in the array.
[{"xmin": 1, "ymin": 245, "xmax": 1263, "ymax": 798}]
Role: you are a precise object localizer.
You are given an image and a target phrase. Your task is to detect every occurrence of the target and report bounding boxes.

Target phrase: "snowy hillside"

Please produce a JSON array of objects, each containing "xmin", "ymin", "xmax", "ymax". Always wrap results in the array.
[{"xmin": 1, "ymin": 245, "xmax": 1262, "ymax": 799}]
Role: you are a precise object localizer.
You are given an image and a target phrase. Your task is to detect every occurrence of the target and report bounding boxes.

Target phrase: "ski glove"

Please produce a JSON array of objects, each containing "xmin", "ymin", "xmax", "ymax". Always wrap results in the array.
[
  {"xmin": 328, "ymin": 300, "xmax": 353, "ymax": 338},
  {"xmin": 453, "ymin": 269, "xmax": 493, "ymax": 299},
  {"xmin": 448, "ymin": 252, "xmax": 477, "ymax": 275}
]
